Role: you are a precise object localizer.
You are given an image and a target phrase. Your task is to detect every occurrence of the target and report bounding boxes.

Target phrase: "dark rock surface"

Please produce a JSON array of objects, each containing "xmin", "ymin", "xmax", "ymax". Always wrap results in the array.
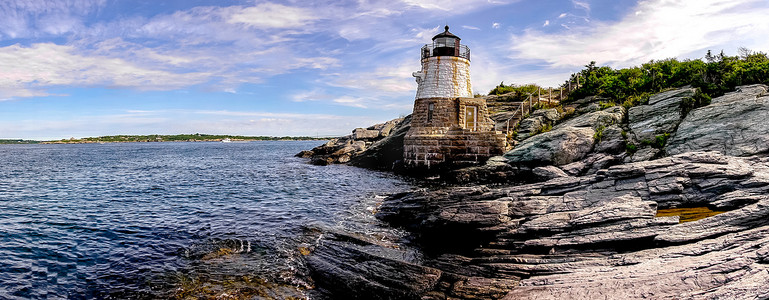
[
  {"xmin": 302, "ymin": 227, "xmax": 518, "ymax": 300},
  {"xmin": 296, "ymin": 116, "xmax": 409, "ymax": 169},
  {"xmin": 667, "ymin": 84, "xmax": 769, "ymax": 157},
  {"xmin": 515, "ymin": 109, "xmax": 560, "ymax": 141},
  {"xmin": 369, "ymin": 152, "xmax": 769, "ymax": 299},
  {"xmin": 503, "ymin": 126, "xmax": 595, "ymax": 166},
  {"xmin": 628, "ymin": 87, "xmax": 695, "ymax": 142},
  {"xmin": 503, "ymin": 106, "xmax": 624, "ymax": 167},
  {"xmin": 594, "ymin": 124, "xmax": 625, "ymax": 154},
  {"xmin": 301, "ymin": 86, "xmax": 769, "ymax": 299},
  {"xmin": 349, "ymin": 115, "xmax": 411, "ymax": 171}
]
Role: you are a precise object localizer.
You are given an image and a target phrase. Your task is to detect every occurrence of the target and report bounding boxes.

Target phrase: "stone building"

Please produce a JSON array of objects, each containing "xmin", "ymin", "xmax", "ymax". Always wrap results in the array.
[{"xmin": 404, "ymin": 26, "xmax": 506, "ymax": 169}]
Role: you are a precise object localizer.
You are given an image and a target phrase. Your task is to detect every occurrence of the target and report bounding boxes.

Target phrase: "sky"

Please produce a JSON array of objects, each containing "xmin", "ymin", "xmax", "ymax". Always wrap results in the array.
[{"xmin": 1, "ymin": 0, "xmax": 768, "ymax": 140}]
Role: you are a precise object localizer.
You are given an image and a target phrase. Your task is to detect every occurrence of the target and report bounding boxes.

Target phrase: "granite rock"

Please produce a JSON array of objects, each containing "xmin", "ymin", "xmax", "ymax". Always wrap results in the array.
[
  {"xmin": 628, "ymin": 87, "xmax": 695, "ymax": 142},
  {"xmin": 516, "ymin": 109, "xmax": 560, "ymax": 141},
  {"xmin": 666, "ymin": 84, "xmax": 769, "ymax": 157},
  {"xmin": 504, "ymin": 126, "xmax": 595, "ymax": 166},
  {"xmin": 299, "ymin": 116, "xmax": 409, "ymax": 168},
  {"xmin": 555, "ymin": 106, "xmax": 625, "ymax": 130}
]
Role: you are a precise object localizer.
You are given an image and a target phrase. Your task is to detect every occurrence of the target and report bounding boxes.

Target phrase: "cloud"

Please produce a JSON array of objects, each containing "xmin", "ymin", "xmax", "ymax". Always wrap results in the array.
[
  {"xmin": 333, "ymin": 96, "xmax": 369, "ymax": 108},
  {"xmin": 0, "ymin": 43, "xmax": 210, "ymax": 99},
  {"xmin": 327, "ymin": 61, "xmax": 418, "ymax": 96},
  {"xmin": 463, "ymin": 25, "xmax": 481, "ymax": 30},
  {"xmin": 572, "ymin": 0, "xmax": 590, "ymax": 12},
  {"xmin": 0, "ymin": 0, "xmax": 105, "ymax": 38},
  {"xmin": 492, "ymin": 22, "xmax": 500, "ymax": 29},
  {"xmin": 509, "ymin": 0, "xmax": 769, "ymax": 69},
  {"xmin": 0, "ymin": 109, "xmax": 386, "ymax": 139},
  {"xmin": 543, "ymin": 20, "xmax": 550, "ymax": 27},
  {"xmin": 401, "ymin": 0, "xmax": 512, "ymax": 11},
  {"xmin": 191, "ymin": 110, "xmax": 343, "ymax": 119},
  {"xmin": 226, "ymin": 3, "xmax": 318, "ymax": 29}
]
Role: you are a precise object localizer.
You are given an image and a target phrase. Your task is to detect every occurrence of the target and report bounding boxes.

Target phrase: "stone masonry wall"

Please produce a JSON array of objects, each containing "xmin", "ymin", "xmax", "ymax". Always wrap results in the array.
[
  {"xmin": 414, "ymin": 56, "xmax": 472, "ymax": 99},
  {"xmin": 409, "ymin": 98, "xmax": 459, "ymax": 135},
  {"xmin": 405, "ymin": 96, "xmax": 505, "ymax": 169},
  {"xmin": 409, "ymin": 97, "xmax": 495, "ymax": 134},
  {"xmin": 404, "ymin": 131, "xmax": 506, "ymax": 168}
]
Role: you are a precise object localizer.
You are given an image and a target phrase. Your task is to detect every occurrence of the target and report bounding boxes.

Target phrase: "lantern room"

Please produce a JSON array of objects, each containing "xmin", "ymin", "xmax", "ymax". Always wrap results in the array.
[{"xmin": 421, "ymin": 26, "xmax": 470, "ymax": 60}]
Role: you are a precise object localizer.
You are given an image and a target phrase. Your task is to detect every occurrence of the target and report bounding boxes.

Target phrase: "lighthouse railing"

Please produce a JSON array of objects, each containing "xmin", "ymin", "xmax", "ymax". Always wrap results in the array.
[{"xmin": 420, "ymin": 44, "xmax": 470, "ymax": 61}]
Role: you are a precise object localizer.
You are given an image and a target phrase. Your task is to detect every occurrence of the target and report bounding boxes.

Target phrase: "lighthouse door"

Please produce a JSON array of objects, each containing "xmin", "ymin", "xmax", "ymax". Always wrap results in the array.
[{"xmin": 465, "ymin": 106, "xmax": 477, "ymax": 131}]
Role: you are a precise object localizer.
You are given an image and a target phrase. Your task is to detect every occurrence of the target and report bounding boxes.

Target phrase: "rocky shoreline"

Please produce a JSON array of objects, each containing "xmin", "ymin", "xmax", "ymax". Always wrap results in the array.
[{"xmin": 297, "ymin": 85, "xmax": 769, "ymax": 299}]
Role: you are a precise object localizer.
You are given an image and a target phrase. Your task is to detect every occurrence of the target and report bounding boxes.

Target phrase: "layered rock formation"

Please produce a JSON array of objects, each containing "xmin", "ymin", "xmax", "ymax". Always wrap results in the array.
[
  {"xmin": 303, "ymin": 152, "xmax": 769, "ymax": 299},
  {"xmin": 296, "ymin": 116, "xmax": 410, "ymax": 169},
  {"xmin": 667, "ymin": 84, "xmax": 769, "ymax": 157},
  {"xmin": 300, "ymin": 85, "xmax": 769, "ymax": 299}
]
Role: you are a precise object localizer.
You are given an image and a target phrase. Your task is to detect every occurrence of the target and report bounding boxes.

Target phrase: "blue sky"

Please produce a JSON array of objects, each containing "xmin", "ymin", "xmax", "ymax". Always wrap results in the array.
[{"xmin": 1, "ymin": 0, "xmax": 768, "ymax": 140}]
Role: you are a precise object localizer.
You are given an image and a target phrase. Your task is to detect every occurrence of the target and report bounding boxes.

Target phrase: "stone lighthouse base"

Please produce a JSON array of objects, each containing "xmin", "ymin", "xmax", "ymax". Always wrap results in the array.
[{"xmin": 403, "ymin": 130, "xmax": 506, "ymax": 169}]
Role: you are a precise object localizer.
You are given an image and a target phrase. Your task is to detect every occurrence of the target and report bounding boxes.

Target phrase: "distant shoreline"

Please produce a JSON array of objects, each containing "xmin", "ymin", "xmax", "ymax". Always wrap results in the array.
[{"xmin": 0, "ymin": 134, "xmax": 331, "ymax": 145}]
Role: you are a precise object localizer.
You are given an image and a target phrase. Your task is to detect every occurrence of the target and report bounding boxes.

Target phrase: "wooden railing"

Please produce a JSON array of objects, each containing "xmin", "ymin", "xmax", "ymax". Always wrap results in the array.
[{"xmin": 494, "ymin": 74, "xmax": 583, "ymax": 137}]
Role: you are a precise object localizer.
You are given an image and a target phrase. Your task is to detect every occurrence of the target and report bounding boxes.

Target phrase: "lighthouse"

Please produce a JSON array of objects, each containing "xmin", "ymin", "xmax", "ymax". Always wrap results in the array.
[
  {"xmin": 404, "ymin": 26, "xmax": 506, "ymax": 170},
  {"xmin": 412, "ymin": 26, "xmax": 472, "ymax": 99}
]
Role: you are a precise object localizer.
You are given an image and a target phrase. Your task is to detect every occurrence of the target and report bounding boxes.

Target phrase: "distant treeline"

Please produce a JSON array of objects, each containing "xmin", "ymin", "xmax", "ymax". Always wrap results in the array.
[
  {"xmin": 566, "ymin": 48, "xmax": 769, "ymax": 108},
  {"xmin": 0, "ymin": 139, "xmax": 40, "ymax": 144},
  {"xmin": 45, "ymin": 134, "xmax": 328, "ymax": 144}
]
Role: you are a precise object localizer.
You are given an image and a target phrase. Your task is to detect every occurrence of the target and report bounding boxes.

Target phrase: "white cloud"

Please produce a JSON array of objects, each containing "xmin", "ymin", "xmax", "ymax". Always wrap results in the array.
[
  {"xmin": 191, "ymin": 110, "xmax": 343, "ymax": 119},
  {"xmin": 558, "ymin": 13, "xmax": 568, "ymax": 18},
  {"xmin": 510, "ymin": 0, "xmax": 769, "ymax": 69},
  {"xmin": 463, "ymin": 25, "xmax": 481, "ymax": 30},
  {"xmin": 328, "ymin": 62, "xmax": 418, "ymax": 95},
  {"xmin": 492, "ymin": 22, "xmax": 500, "ymax": 29},
  {"xmin": 0, "ymin": 109, "xmax": 383, "ymax": 139},
  {"xmin": 291, "ymin": 89, "xmax": 334, "ymax": 102},
  {"xmin": 333, "ymin": 96, "xmax": 369, "ymax": 108},
  {"xmin": 0, "ymin": 43, "xmax": 210, "ymax": 99},
  {"xmin": 543, "ymin": 20, "xmax": 550, "ymax": 27},
  {"xmin": 226, "ymin": 3, "xmax": 318, "ymax": 29},
  {"xmin": 0, "ymin": 0, "xmax": 105, "ymax": 38},
  {"xmin": 402, "ymin": 0, "xmax": 512, "ymax": 11},
  {"xmin": 572, "ymin": 0, "xmax": 590, "ymax": 12}
]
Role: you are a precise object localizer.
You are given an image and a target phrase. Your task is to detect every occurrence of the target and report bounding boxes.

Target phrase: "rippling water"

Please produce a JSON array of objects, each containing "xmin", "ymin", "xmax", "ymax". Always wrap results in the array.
[{"xmin": 0, "ymin": 141, "xmax": 413, "ymax": 299}]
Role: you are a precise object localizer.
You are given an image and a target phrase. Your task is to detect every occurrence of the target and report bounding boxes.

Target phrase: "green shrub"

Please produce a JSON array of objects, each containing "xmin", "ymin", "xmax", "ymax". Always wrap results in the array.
[
  {"xmin": 640, "ymin": 133, "xmax": 671, "ymax": 149},
  {"xmin": 598, "ymin": 101, "xmax": 616, "ymax": 110},
  {"xmin": 626, "ymin": 142, "xmax": 638, "ymax": 153},
  {"xmin": 488, "ymin": 82, "xmax": 545, "ymax": 102},
  {"xmin": 538, "ymin": 123, "xmax": 553, "ymax": 134},
  {"xmin": 567, "ymin": 50, "xmax": 769, "ymax": 107},
  {"xmin": 593, "ymin": 125, "xmax": 605, "ymax": 142}
]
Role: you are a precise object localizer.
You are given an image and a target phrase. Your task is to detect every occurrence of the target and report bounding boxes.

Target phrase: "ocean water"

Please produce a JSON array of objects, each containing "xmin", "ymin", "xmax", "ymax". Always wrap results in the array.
[{"xmin": 0, "ymin": 141, "xmax": 413, "ymax": 299}]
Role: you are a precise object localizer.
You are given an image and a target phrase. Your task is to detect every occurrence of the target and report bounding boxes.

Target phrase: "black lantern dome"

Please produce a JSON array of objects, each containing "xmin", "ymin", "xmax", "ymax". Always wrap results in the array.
[
  {"xmin": 432, "ymin": 26, "xmax": 460, "ymax": 56},
  {"xmin": 432, "ymin": 25, "xmax": 460, "ymax": 41},
  {"xmin": 421, "ymin": 25, "xmax": 470, "ymax": 60}
]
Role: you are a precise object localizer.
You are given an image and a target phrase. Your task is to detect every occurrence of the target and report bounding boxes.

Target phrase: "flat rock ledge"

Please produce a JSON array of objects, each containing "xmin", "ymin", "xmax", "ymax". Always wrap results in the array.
[{"xmin": 303, "ymin": 151, "xmax": 769, "ymax": 299}]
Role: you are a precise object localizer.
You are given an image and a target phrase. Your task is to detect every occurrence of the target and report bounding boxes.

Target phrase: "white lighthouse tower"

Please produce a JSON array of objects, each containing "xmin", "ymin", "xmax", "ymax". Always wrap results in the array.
[
  {"xmin": 412, "ymin": 26, "xmax": 473, "ymax": 99},
  {"xmin": 404, "ymin": 26, "xmax": 505, "ymax": 170}
]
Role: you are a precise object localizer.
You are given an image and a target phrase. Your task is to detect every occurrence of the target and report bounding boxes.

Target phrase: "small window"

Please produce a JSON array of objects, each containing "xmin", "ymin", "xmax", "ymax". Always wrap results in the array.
[{"xmin": 427, "ymin": 103, "xmax": 434, "ymax": 122}]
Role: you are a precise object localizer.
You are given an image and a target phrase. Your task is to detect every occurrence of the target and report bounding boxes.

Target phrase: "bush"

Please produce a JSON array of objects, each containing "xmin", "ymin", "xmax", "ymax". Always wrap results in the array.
[
  {"xmin": 567, "ymin": 50, "xmax": 769, "ymax": 108},
  {"xmin": 538, "ymin": 123, "xmax": 553, "ymax": 134},
  {"xmin": 640, "ymin": 133, "xmax": 671, "ymax": 149},
  {"xmin": 488, "ymin": 82, "xmax": 544, "ymax": 102},
  {"xmin": 626, "ymin": 142, "xmax": 638, "ymax": 153},
  {"xmin": 593, "ymin": 125, "xmax": 605, "ymax": 142}
]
